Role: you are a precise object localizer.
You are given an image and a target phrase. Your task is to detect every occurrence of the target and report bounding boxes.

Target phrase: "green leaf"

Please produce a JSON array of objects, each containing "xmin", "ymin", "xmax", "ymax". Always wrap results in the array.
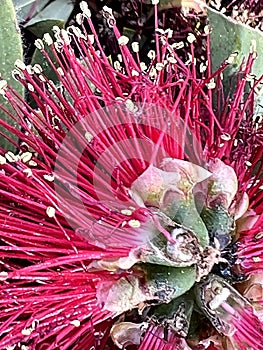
[
  {"xmin": 13, "ymin": 0, "xmax": 50, "ymax": 23},
  {"xmin": 25, "ymin": 0, "xmax": 74, "ymax": 91},
  {"xmin": 24, "ymin": 0, "xmax": 74, "ymax": 37},
  {"xmin": 143, "ymin": 0, "xmax": 203, "ymax": 12},
  {"xmin": 0, "ymin": 0, "xmax": 24, "ymax": 150},
  {"xmin": 207, "ymin": 7, "xmax": 263, "ymax": 114},
  {"xmin": 208, "ymin": 6, "xmax": 263, "ymax": 78}
]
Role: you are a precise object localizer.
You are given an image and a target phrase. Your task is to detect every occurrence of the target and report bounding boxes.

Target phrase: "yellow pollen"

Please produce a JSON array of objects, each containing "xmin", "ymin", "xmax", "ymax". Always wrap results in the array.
[
  {"xmin": 220, "ymin": 133, "xmax": 231, "ymax": 141},
  {"xmin": 20, "ymin": 152, "xmax": 32, "ymax": 163},
  {"xmin": 0, "ymin": 155, "xmax": 6, "ymax": 165},
  {"xmin": 46, "ymin": 206, "xmax": 56, "ymax": 218},
  {"xmin": 28, "ymin": 160, "xmax": 38, "ymax": 167},
  {"xmin": 70, "ymin": 320, "xmax": 81, "ymax": 327},
  {"xmin": 128, "ymin": 220, "xmax": 141, "ymax": 228},
  {"xmin": 121, "ymin": 209, "xmax": 133, "ymax": 216},
  {"xmin": 85, "ymin": 131, "xmax": 93, "ymax": 142},
  {"xmin": 0, "ymin": 271, "xmax": 8, "ymax": 281},
  {"xmin": 255, "ymin": 232, "xmax": 263, "ymax": 240},
  {"xmin": 23, "ymin": 168, "xmax": 33, "ymax": 177},
  {"xmin": 118, "ymin": 36, "xmax": 129, "ymax": 46},
  {"xmin": 5, "ymin": 151, "xmax": 19, "ymax": 162},
  {"xmin": 21, "ymin": 328, "xmax": 32, "ymax": 336},
  {"xmin": 253, "ymin": 256, "xmax": 262, "ymax": 263},
  {"xmin": 43, "ymin": 174, "xmax": 54, "ymax": 182}
]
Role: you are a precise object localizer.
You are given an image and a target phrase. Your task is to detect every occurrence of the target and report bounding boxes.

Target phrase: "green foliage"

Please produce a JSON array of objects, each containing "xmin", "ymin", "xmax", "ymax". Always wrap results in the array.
[
  {"xmin": 26, "ymin": 0, "xmax": 74, "ymax": 86},
  {"xmin": 0, "ymin": 0, "xmax": 24, "ymax": 150},
  {"xmin": 13, "ymin": 0, "xmax": 50, "ymax": 23},
  {"xmin": 208, "ymin": 7, "xmax": 263, "ymax": 78},
  {"xmin": 24, "ymin": 0, "xmax": 74, "ymax": 37},
  {"xmin": 208, "ymin": 7, "xmax": 263, "ymax": 113},
  {"xmin": 17, "ymin": 0, "xmax": 74, "ymax": 103}
]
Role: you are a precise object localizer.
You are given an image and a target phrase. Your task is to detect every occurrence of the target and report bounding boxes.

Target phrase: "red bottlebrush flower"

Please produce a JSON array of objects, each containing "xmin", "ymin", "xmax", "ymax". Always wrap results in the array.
[{"xmin": 0, "ymin": 1, "xmax": 263, "ymax": 349}]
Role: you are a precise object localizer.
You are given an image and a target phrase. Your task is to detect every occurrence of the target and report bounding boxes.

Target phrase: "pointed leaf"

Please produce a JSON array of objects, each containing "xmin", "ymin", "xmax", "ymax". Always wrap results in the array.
[
  {"xmin": 13, "ymin": 0, "xmax": 50, "ymax": 23},
  {"xmin": 24, "ymin": 0, "xmax": 74, "ymax": 37}
]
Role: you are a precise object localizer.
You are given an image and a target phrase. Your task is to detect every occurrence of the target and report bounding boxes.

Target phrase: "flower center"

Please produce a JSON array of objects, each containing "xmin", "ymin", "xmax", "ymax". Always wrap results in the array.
[{"xmin": 96, "ymin": 158, "xmax": 247, "ymax": 347}]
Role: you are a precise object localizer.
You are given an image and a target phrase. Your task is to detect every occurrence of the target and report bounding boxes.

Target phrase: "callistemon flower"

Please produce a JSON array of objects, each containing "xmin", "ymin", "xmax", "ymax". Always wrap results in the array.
[{"xmin": 0, "ymin": 1, "xmax": 263, "ymax": 349}]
